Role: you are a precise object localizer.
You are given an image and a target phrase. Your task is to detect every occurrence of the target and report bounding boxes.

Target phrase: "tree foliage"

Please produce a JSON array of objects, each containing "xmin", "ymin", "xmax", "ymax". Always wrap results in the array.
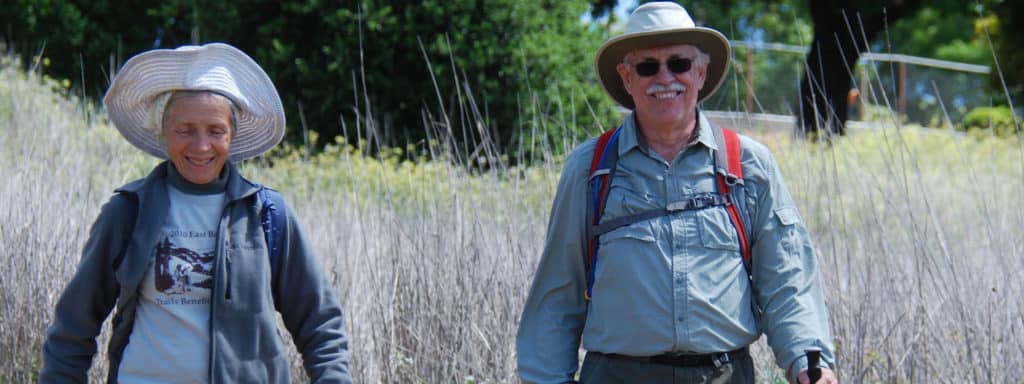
[
  {"xmin": 681, "ymin": 1, "xmax": 813, "ymax": 114},
  {"xmin": 0, "ymin": 0, "xmax": 618, "ymax": 158},
  {"xmin": 3, "ymin": 0, "xmax": 1020, "ymax": 153},
  {"xmin": 990, "ymin": 0, "xmax": 1024, "ymax": 106},
  {"xmin": 657, "ymin": 0, "xmax": 1011, "ymax": 134}
]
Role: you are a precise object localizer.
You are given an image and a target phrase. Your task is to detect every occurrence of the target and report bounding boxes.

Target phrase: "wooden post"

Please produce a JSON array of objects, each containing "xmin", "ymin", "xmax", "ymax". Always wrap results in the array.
[
  {"xmin": 859, "ymin": 67, "xmax": 868, "ymax": 120},
  {"xmin": 745, "ymin": 48, "xmax": 753, "ymax": 113},
  {"xmin": 898, "ymin": 61, "xmax": 906, "ymax": 117}
]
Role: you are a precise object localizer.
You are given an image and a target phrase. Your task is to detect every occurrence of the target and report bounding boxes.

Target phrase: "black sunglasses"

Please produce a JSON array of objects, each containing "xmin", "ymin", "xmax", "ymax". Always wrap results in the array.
[{"xmin": 633, "ymin": 57, "xmax": 693, "ymax": 77}]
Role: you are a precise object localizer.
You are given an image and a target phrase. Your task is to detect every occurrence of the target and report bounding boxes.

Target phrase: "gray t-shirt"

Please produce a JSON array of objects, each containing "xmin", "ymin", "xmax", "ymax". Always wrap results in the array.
[{"xmin": 118, "ymin": 181, "xmax": 227, "ymax": 383}]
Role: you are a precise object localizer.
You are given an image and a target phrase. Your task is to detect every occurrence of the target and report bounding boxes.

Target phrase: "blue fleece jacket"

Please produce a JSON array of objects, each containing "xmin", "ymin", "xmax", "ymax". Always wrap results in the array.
[{"xmin": 40, "ymin": 162, "xmax": 352, "ymax": 383}]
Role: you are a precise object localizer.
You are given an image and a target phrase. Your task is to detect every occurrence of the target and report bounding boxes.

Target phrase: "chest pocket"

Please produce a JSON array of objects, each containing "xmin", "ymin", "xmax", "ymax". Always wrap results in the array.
[
  {"xmin": 598, "ymin": 222, "xmax": 657, "ymax": 247},
  {"xmin": 596, "ymin": 222, "xmax": 657, "ymax": 282},
  {"xmin": 603, "ymin": 170, "xmax": 660, "ymax": 218},
  {"xmin": 223, "ymin": 221, "xmax": 275, "ymax": 310},
  {"xmin": 697, "ymin": 206, "xmax": 741, "ymax": 252},
  {"xmin": 598, "ymin": 176, "xmax": 658, "ymax": 250}
]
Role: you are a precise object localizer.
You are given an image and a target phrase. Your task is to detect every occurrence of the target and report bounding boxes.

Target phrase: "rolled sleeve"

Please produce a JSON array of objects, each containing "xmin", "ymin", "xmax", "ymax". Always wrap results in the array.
[{"xmin": 516, "ymin": 142, "xmax": 594, "ymax": 383}]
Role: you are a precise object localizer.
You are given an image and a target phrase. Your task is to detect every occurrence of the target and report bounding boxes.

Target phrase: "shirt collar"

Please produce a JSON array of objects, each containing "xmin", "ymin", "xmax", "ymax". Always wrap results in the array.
[
  {"xmin": 618, "ymin": 109, "xmax": 718, "ymax": 156},
  {"xmin": 616, "ymin": 112, "xmax": 643, "ymax": 156},
  {"xmin": 695, "ymin": 111, "xmax": 719, "ymax": 152}
]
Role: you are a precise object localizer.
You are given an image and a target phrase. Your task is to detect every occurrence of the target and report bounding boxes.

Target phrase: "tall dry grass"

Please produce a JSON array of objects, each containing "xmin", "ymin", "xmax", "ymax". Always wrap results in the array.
[
  {"xmin": 0, "ymin": 57, "xmax": 552, "ymax": 383},
  {"xmin": 2, "ymin": 49, "xmax": 1024, "ymax": 384},
  {"xmin": 782, "ymin": 124, "xmax": 1024, "ymax": 382}
]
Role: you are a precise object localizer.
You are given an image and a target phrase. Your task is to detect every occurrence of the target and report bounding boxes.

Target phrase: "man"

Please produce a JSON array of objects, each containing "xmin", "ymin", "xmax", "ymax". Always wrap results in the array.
[{"xmin": 516, "ymin": 2, "xmax": 837, "ymax": 384}]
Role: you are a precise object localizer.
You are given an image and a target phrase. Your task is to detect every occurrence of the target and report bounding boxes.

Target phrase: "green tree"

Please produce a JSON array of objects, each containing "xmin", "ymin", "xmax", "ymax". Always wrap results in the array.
[
  {"xmin": 1, "ymin": 0, "xmax": 618, "ymax": 160},
  {"xmin": 0, "ymin": 2, "xmax": 169, "ymax": 96},
  {"xmin": 881, "ymin": 1, "xmax": 1002, "ymax": 127},
  {"xmin": 674, "ymin": 0, "xmax": 1002, "ymax": 134},
  {"xmin": 684, "ymin": 1, "xmax": 813, "ymax": 114},
  {"xmin": 795, "ymin": 0, "xmax": 924, "ymax": 136},
  {"xmin": 990, "ymin": 0, "xmax": 1024, "ymax": 111}
]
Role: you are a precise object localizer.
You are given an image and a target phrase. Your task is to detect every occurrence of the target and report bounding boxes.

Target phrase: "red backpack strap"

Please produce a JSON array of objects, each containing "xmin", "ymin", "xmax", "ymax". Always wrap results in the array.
[
  {"xmin": 585, "ymin": 126, "xmax": 622, "ymax": 300},
  {"xmin": 713, "ymin": 126, "xmax": 752, "ymax": 273}
]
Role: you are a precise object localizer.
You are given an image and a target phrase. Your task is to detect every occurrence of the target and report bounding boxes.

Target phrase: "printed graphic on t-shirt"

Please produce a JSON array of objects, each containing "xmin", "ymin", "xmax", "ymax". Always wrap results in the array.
[{"xmin": 152, "ymin": 235, "xmax": 215, "ymax": 297}]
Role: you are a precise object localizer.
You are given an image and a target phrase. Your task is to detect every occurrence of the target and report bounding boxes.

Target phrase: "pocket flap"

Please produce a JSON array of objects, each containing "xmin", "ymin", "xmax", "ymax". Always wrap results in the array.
[
  {"xmin": 599, "ymin": 223, "xmax": 656, "ymax": 243},
  {"xmin": 775, "ymin": 207, "xmax": 800, "ymax": 226}
]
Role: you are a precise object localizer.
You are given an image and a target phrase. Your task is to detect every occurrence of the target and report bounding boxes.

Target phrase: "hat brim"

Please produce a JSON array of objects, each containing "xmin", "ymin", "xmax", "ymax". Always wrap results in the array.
[
  {"xmin": 596, "ymin": 28, "xmax": 731, "ymax": 109},
  {"xmin": 104, "ymin": 43, "xmax": 285, "ymax": 162}
]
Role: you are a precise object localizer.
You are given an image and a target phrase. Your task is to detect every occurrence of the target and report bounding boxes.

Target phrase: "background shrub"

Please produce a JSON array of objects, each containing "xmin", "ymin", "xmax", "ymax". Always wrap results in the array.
[{"xmin": 963, "ymin": 105, "xmax": 1019, "ymax": 136}]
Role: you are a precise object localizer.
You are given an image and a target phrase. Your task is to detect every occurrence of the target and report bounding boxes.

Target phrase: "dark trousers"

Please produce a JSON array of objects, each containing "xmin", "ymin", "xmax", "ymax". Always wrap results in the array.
[{"xmin": 579, "ymin": 351, "xmax": 755, "ymax": 384}]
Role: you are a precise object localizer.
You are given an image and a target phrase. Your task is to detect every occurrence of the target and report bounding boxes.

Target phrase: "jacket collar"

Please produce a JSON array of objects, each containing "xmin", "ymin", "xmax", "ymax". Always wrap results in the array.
[{"xmin": 116, "ymin": 161, "xmax": 261, "ymax": 201}]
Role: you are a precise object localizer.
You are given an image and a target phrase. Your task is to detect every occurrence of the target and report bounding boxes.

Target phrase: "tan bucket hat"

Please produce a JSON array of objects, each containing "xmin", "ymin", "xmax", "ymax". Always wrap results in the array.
[
  {"xmin": 104, "ymin": 43, "xmax": 285, "ymax": 162},
  {"xmin": 595, "ymin": 2, "xmax": 731, "ymax": 109}
]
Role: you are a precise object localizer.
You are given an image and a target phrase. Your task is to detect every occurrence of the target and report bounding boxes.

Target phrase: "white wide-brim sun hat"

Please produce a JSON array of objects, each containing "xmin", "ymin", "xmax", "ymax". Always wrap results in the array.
[
  {"xmin": 104, "ymin": 42, "xmax": 285, "ymax": 162},
  {"xmin": 595, "ymin": 2, "xmax": 731, "ymax": 109}
]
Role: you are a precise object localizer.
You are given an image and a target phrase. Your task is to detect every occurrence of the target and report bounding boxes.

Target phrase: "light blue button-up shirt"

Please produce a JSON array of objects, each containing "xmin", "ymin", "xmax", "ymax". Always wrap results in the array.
[{"xmin": 516, "ymin": 112, "xmax": 834, "ymax": 383}]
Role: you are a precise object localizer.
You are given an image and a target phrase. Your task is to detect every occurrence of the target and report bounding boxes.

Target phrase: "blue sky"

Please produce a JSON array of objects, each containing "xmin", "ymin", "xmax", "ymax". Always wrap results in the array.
[
  {"xmin": 613, "ymin": 0, "xmax": 637, "ymax": 20},
  {"xmin": 581, "ymin": 0, "xmax": 637, "ymax": 26}
]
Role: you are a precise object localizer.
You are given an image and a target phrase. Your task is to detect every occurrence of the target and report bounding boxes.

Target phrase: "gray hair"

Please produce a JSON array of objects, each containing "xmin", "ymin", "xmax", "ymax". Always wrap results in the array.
[{"xmin": 147, "ymin": 90, "xmax": 239, "ymax": 137}]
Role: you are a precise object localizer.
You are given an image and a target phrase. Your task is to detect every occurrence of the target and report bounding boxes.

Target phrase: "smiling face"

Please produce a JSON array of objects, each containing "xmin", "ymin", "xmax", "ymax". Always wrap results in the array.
[
  {"xmin": 161, "ymin": 92, "xmax": 234, "ymax": 184},
  {"xmin": 615, "ymin": 44, "xmax": 707, "ymax": 130}
]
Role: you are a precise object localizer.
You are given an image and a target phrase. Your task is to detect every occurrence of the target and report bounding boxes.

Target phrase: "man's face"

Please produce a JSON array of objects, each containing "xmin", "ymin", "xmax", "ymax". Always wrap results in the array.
[
  {"xmin": 162, "ymin": 93, "xmax": 233, "ymax": 184},
  {"xmin": 615, "ymin": 44, "xmax": 707, "ymax": 127}
]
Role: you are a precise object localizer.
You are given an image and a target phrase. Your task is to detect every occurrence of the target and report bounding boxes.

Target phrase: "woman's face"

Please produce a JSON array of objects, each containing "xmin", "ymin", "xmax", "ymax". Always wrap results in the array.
[{"xmin": 162, "ymin": 93, "xmax": 233, "ymax": 184}]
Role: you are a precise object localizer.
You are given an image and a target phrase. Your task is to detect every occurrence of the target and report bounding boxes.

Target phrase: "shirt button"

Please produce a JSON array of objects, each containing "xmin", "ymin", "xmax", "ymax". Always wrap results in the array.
[{"xmin": 677, "ymin": 316, "xmax": 685, "ymax": 322}]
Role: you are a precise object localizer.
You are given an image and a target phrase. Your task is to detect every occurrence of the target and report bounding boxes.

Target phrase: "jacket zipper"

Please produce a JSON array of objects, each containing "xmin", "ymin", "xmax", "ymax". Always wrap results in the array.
[
  {"xmin": 210, "ymin": 203, "xmax": 233, "ymax": 383},
  {"xmin": 225, "ymin": 252, "xmax": 232, "ymax": 300},
  {"xmin": 220, "ymin": 204, "xmax": 233, "ymax": 302}
]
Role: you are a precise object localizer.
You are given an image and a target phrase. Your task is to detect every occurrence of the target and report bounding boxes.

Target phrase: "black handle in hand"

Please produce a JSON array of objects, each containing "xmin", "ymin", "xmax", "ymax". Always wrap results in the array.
[{"xmin": 805, "ymin": 348, "xmax": 822, "ymax": 383}]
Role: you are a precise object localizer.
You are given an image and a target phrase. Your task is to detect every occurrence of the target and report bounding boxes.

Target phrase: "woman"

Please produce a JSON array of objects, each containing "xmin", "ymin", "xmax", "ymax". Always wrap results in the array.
[{"xmin": 40, "ymin": 43, "xmax": 351, "ymax": 383}]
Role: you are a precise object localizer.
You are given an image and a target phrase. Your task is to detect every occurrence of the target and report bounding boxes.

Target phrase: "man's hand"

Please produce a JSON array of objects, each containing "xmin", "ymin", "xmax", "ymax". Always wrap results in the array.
[{"xmin": 798, "ymin": 367, "xmax": 837, "ymax": 384}]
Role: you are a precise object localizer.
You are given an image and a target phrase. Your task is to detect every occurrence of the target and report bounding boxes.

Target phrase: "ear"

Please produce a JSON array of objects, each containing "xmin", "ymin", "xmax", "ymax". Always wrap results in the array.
[{"xmin": 615, "ymin": 62, "xmax": 632, "ymax": 94}]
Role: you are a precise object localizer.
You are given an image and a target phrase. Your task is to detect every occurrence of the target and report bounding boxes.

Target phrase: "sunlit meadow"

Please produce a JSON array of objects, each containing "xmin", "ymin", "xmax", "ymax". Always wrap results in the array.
[{"xmin": 2, "ymin": 52, "xmax": 1023, "ymax": 383}]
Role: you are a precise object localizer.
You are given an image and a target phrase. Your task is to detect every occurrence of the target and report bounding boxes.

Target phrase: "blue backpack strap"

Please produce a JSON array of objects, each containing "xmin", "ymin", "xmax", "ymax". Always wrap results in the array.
[
  {"xmin": 256, "ymin": 186, "xmax": 288, "ymax": 291},
  {"xmin": 585, "ymin": 126, "xmax": 623, "ymax": 300}
]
